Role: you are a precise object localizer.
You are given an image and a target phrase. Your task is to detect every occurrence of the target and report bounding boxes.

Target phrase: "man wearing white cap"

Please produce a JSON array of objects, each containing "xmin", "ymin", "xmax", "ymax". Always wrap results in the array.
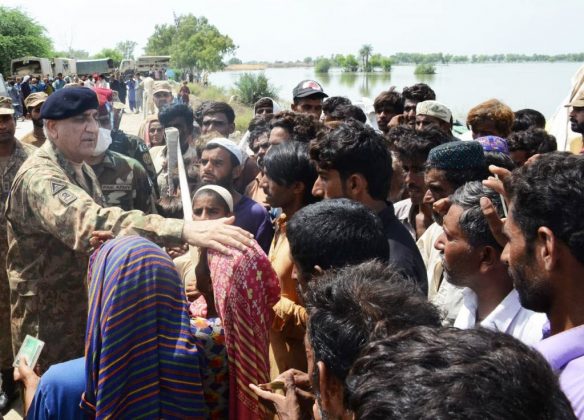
[
  {"xmin": 201, "ymin": 138, "xmax": 273, "ymax": 253},
  {"xmin": 415, "ymin": 100, "xmax": 455, "ymax": 138}
]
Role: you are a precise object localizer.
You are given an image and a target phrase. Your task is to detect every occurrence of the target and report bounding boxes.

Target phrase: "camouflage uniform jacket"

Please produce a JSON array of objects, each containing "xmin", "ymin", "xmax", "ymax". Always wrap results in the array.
[
  {"xmin": 109, "ymin": 130, "xmax": 159, "ymax": 197},
  {"xmin": 0, "ymin": 140, "xmax": 36, "ymax": 368},
  {"xmin": 6, "ymin": 141, "xmax": 184, "ymax": 370},
  {"xmin": 91, "ymin": 150, "xmax": 154, "ymax": 213}
]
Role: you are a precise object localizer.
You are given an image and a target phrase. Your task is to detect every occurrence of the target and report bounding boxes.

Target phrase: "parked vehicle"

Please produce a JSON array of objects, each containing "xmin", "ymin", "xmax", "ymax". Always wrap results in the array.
[
  {"xmin": 76, "ymin": 58, "xmax": 115, "ymax": 76},
  {"xmin": 11, "ymin": 57, "xmax": 52, "ymax": 78},
  {"xmin": 119, "ymin": 56, "xmax": 171, "ymax": 78},
  {"xmin": 52, "ymin": 58, "xmax": 77, "ymax": 77},
  {"xmin": 11, "ymin": 57, "xmax": 78, "ymax": 79}
]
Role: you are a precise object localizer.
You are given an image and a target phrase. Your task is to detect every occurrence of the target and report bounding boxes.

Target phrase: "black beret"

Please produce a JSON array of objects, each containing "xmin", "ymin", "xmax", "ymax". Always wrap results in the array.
[{"xmin": 40, "ymin": 87, "xmax": 99, "ymax": 120}]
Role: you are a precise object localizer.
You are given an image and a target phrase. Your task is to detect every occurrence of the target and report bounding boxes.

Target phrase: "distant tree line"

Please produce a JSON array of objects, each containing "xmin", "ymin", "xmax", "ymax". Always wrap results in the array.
[
  {"xmin": 304, "ymin": 50, "xmax": 584, "ymax": 74},
  {"xmin": 390, "ymin": 52, "xmax": 584, "ymax": 64}
]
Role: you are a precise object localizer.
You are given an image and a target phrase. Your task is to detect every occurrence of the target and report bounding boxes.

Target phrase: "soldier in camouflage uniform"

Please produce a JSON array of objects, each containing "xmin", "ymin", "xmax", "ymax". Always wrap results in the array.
[
  {"xmin": 88, "ymin": 93, "xmax": 155, "ymax": 213},
  {"xmin": 6, "ymin": 88, "xmax": 252, "ymax": 371},
  {"xmin": 20, "ymin": 92, "xmax": 48, "ymax": 148},
  {"xmin": 0, "ymin": 97, "xmax": 37, "ymax": 407},
  {"xmin": 90, "ymin": 149, "xmax": 154, "ymax": 212},
  {"xmin": 108, "ymin": 92, "xmax": 159, "ymax": 196}
]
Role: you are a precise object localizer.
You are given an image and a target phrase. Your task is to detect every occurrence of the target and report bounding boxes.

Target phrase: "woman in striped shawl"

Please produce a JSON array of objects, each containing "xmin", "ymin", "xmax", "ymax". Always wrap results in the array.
[
  {"xmin": 16, "ymin": 236, "xmax": 208, "ymax": 419},
  {"xmin": 80, "ymin": 235, "xmax": 207, "ymax": 419}
]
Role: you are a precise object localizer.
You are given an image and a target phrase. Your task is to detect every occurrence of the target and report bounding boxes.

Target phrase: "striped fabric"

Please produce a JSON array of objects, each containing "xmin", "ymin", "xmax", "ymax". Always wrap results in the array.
[{"xmin": 81, "ymin": 236, "xmax": 207, "ymax": 419}]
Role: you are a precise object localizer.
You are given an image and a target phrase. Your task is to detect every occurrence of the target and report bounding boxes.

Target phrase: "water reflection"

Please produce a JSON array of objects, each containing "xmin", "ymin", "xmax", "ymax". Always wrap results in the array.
[
  {"xmin": 335, "ymin": 72, "xmax": 392, "ymax": 97},
  {"xmin": 415, "ymin": 73, "xmax": 436, "ymax": 83},
  {"xmin": 316, "ymin": 72, "xmax": 330, "ymax": 85},
  {"xmin": 209, "ymin": 63, "xmax": 582, "ymax": 118},
  {"xmin": 339, "ymin": 72, "xmax": 358, "ymax": 88}
]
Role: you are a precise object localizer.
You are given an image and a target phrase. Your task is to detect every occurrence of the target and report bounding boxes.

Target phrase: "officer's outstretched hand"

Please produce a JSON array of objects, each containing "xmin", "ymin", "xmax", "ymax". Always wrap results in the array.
[{"xmin": 182, "ymin": 216, "xmax": 253, "ymax": 255}]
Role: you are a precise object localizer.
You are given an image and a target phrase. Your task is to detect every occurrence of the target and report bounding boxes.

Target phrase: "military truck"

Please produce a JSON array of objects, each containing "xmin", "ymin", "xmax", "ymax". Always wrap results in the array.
[
  {"xmin": 119, "ymin": 56, "xmax": 171, "ymax": 78},
  {"xmin": 10, "ymin": 57, "xmax": 77, "ymax": 79},
  {"xmin": 76, "ymin": 58, "xmax": 115, "ymax": 76}
]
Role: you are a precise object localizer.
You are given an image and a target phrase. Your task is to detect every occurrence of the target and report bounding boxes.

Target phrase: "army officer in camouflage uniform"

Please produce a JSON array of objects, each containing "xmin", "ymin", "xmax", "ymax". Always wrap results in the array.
[
  {"xmin": 87, "ymin": 94, "xmax": 154, "ymax": 212},
  {"xmin": 6, "ymin": 87, "xmax": 252, "ymax": 370}
]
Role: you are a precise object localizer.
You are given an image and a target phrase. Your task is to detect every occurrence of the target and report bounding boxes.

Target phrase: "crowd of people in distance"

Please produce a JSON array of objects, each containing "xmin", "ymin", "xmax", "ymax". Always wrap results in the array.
[{"xmin": 0, "ymin": 68, "xmax": 583, "ymax": 420}]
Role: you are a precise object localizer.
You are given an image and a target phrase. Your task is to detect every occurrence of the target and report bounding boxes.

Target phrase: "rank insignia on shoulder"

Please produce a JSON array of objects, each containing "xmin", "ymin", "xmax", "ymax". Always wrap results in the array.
[
  {"xmin": 58, "ymin": 189, "xmax": 77, "ymax": 206},
  {"xmin": 50, "ymin": 181, "xmax": 67, "ymax": 195}
]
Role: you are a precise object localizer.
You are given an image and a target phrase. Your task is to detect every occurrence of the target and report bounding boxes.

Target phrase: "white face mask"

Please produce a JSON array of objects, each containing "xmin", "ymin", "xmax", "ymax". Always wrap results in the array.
[{"xmin": 92, "ymin": 127, "xmax": 112, "ymax": 156}]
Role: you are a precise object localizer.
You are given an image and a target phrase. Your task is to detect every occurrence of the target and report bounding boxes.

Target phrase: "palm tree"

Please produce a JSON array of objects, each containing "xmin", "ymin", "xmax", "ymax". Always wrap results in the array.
[{"xmin": 359, "ymin": 44, "xmax": 373, "ymax": 72}]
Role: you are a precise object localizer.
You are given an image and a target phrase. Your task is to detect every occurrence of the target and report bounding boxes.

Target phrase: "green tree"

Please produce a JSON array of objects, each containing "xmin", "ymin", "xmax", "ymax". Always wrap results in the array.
[
  {"xmin": 343, "ymin": 54, "xmax": 359, "ymax": 72},
  {"xmin": 234, "ymin": 73, "xmax": 278, "ymax": 106},
  {"xmin": 115, "ymin": 40, "xmax": 137, "ymax": 60},
  {"xmin": 0, "ymin": 6, "xmax": 53, "ymax": 75},
  {"xmin": 145, "ymin": 24, "xmax": 176, "ymax": 55},
  {"xmin": 314, "ymin": 57, "xmax": 331, "ymax": 73},
  {"xmin": 93, "ymin": 48, "xmax": 123, "ymax": 68},
  {"xmin": 146, "ymin": 14, "xmax": 236, "ymax": 73},
  {"xmin": 332, "ymin": 54, "xmax": 346, "ymax": 68},
  {"xmin": 227, "ymin": 57, "xmax": 242, "ymax": 65},
  {"xmin": 414, "ymin": 63, "xmax": 436, "ymax": 75},
  {"xmin": 359, "ymin": 44, "xmax": 373, "ymax": 72},
  {"xmin": 303, "ymin": 56, "xmax": 313, "ymax": 64},
  {"xmin": 380, "ymin": 57, "xmax": 392, "ymax": 72},
  {"xmin": 369, "ymin": 53, "xmax": 382, "ymax": 69}
]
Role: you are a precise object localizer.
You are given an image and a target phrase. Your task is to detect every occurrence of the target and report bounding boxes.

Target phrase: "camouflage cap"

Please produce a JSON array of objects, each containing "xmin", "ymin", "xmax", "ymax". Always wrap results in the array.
[
  {"xmin": 24, "ymin": 92, "xmax": 48, "ymax": 109},
  {"xmin": 153, "ymin": 81, "xmax": 172, "ymax": 95},
  {"xmin": 0, "ymin": 97, "xmax": 14, "ymax": 115},
  {"xmin": 416, "ymin": 100, "xmax": 452, "ymax": 123}
]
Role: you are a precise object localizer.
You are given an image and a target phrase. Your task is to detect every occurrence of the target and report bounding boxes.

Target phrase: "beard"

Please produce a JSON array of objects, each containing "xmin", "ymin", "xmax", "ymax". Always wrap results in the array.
[
  {"xmin": 508, "ymin": 257, "xmax": 551, "ymax": 313},
  {"xmin": 570, "ymin": 119, "xmax": 584, "ymax": 134},
  {"xmin": 32, "ymin": 118, "xmax": 44, "ymax": 128},
  {"xmin": 202, "ymin": 174, "xmax": 232, "ymax": 190}
]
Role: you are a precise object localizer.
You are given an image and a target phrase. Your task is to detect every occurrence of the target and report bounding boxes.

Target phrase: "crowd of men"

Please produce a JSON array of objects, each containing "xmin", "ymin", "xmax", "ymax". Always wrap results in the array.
[{"xmin": 0, "ymin": 70, "xmax": 582, "ymax": 419}]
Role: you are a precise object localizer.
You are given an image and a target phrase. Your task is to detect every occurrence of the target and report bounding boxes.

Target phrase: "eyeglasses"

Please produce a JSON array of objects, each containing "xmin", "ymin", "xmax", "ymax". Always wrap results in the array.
[{"xmin": 149, "ymin": 127, "xmax": 164, "ymax": 133}]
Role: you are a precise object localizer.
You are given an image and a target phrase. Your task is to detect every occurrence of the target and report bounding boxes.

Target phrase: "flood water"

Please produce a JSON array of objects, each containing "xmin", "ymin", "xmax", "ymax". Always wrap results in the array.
[{"xmin": 209, "ymin": 62, "xmax": 582, "ymax": 120}]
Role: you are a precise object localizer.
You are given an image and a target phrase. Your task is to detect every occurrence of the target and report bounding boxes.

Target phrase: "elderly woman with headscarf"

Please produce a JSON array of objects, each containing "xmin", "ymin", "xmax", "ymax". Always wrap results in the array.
[{"xmin": 181, "ymin": 185, "xmax": 281, "ymax": 419}]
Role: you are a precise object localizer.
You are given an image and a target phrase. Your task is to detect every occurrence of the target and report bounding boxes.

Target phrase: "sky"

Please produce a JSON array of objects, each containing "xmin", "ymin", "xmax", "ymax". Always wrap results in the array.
[{"xmin": 4, "ymin": 0, "xmax": 583, "ymax": 62}]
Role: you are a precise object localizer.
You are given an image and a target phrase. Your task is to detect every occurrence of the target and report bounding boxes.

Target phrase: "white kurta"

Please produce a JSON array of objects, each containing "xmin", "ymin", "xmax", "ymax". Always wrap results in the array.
[{"xmin": 454, "ymin": 288, "xmax": 547, "ymax": 346}]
